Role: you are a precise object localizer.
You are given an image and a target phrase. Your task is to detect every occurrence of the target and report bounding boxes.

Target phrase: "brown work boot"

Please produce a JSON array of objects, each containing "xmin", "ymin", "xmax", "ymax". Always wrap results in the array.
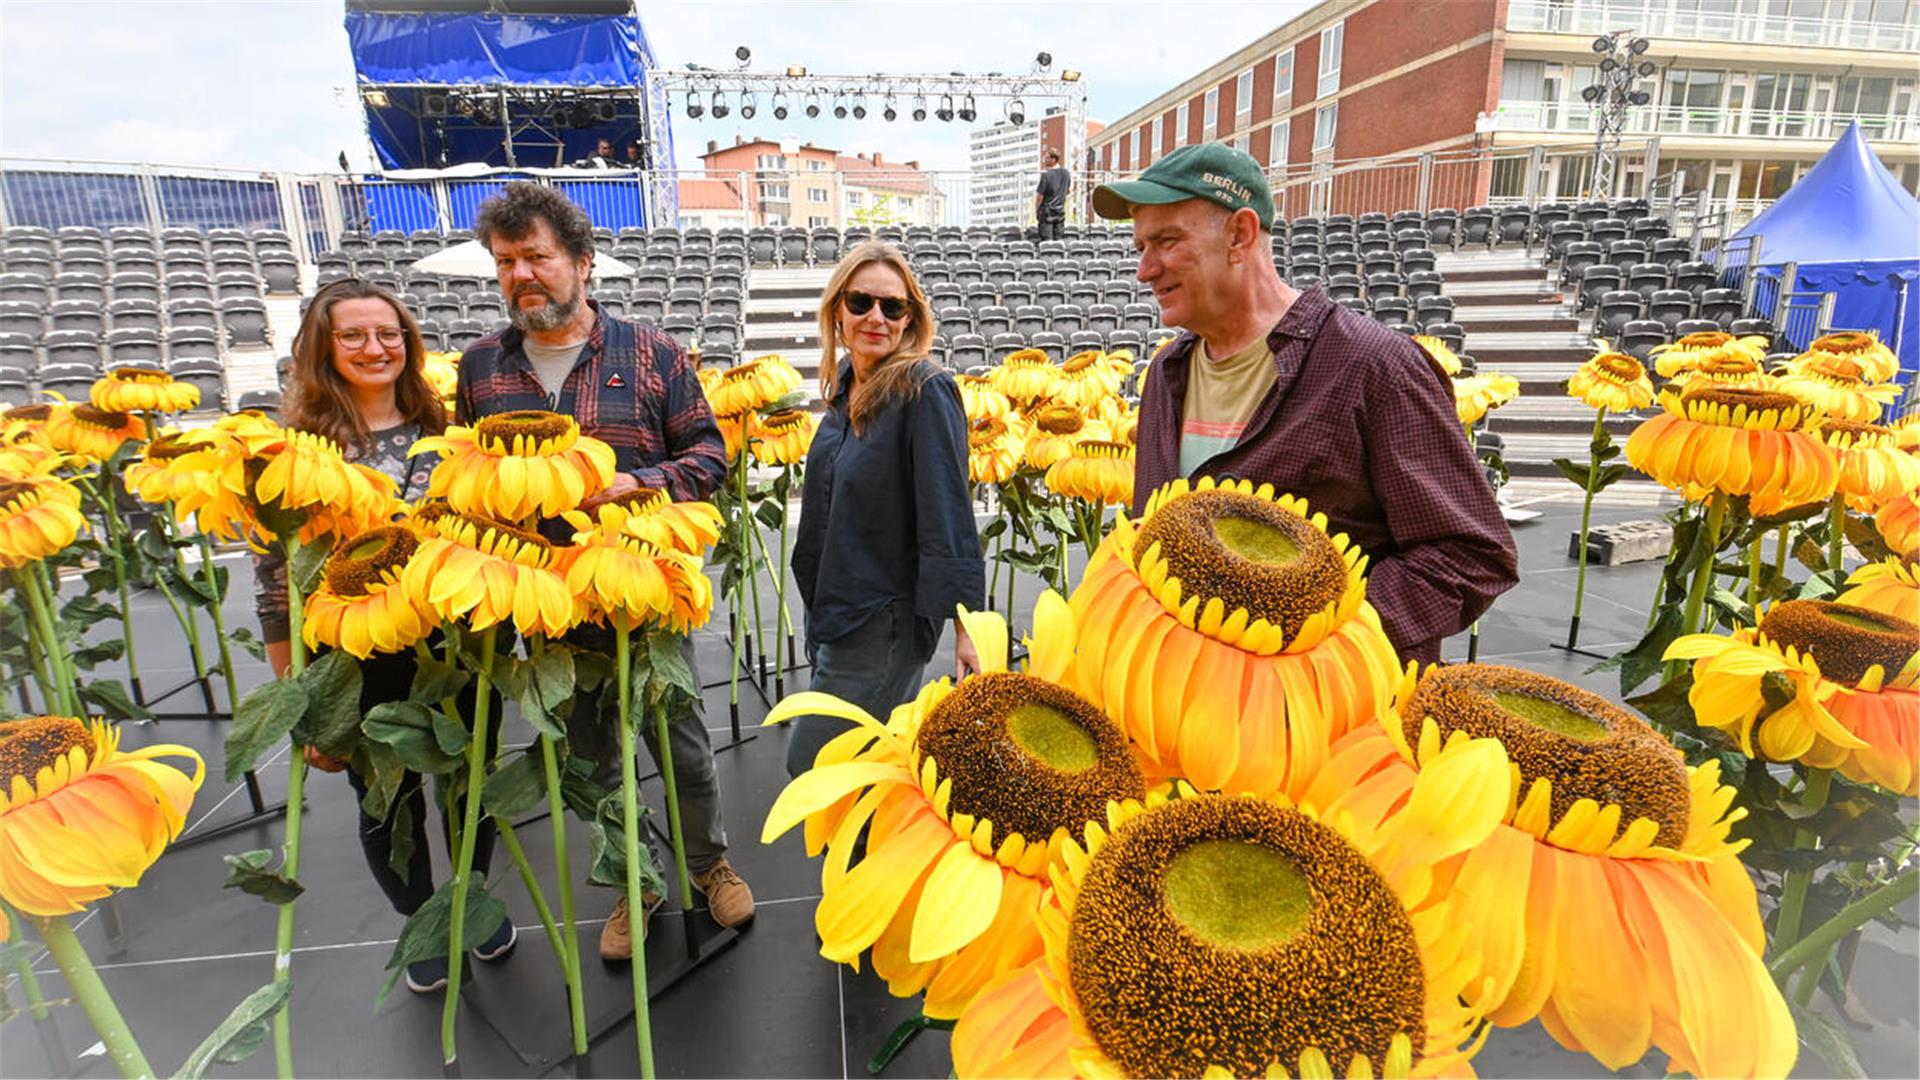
[
  {"xmin": 598, "ymin": 890, "xmax": 663, "ymax": 961},
  {"xmin": 692, "ymin": 858, "xmax": 755, "ymax": 928}
]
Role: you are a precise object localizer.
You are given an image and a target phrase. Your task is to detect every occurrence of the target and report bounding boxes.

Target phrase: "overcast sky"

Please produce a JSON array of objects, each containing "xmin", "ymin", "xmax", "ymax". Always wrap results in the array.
[{"xmin": 0, "ymin": 0, "xmax": 1318, "ymax": 174}]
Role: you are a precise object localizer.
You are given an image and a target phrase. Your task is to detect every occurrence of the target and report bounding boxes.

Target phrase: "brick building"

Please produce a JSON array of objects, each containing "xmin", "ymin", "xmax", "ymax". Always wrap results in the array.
[
  {"xmin": 693, "ymin": 137, "xmax": 943, "ymax": 228},
  {"xmin": 1089, "ymin": 0, "xmax": 1918, "ymax": 223}
]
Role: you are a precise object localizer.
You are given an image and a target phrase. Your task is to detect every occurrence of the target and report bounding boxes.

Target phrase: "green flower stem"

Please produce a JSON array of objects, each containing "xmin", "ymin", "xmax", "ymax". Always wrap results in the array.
[
  {"xmin": 19, "ymin": 617, "xmax": 53, "ymax": 712},
  {"xmin": 538, "ymin": 732, "xmax": 588, "ymax": 1055},
  {"xmin": 1792, "ymin": 938, "xmax": 1838, "ymax": 1007},
  {"xmin": 440, "ymin": 623, "xmax": 498, "ymax": 1065},
  {"xmin": 73, "ymin": 470, "xmax": 140, "ymax": 690},
  {"xmin": 35, "ymin": 915, "xmax": 153, "ymax": 1079},
  {"xmin": 1771, "ymin": 766, "xmax": 1833, "ymax": 952},
  {"xmin": 737, "ymin": 447, "xmax": 768, "ymax": 672},
  {"xmin": 1647, "ymin": 502, "xmax": 1698, "ymax": 631},
  {"xmin": 1826, "ymin": 493, "xmax": 1847, "ymax": 578},
  {"xmin": 1680, "ymin": 495, "xmax": 1728, "ymax": 637},
  {"xmin": 12, "ymin": 572, "xmax": 62, "ymax": 714},
  {"xmin": 148, "ymin": 514, "xmax": 209, "ymax": 683},
  {"xmin": 1773, "ymin": 523, "xmax": 1791, "ymax": 581},
  {"xmin": 1570, "ymin": 409, "xmax": 1608, "ymax": 628},
  {"xmin": 15, "ymin": 566, "xmax": 78, "ymax": 716},
  {"xmin": 771, "ymin": 466, "xmax": 796, "ymax": 650},
  {"xmin": 614, "ymin": 629, "xmax": 658, "ymax": 1079},
  {"xmin": 270, "ymin": 535, "xmax": 309, "ymax": 1080},
  {"xmin": 197, "ymin": 533, "xmax": 241, "ymax": 713},
  {"xmin": 1769, "ymin": 864, "xmax": 1919, "ymax": 981},
  {"xmin": 491, "ymin": 820, "xmax": 562, "ymax": 963},
  {"xmin": 1, "ymin": 901, "xmax": 50, "ymax": 1020},
  {"xmin": 986, "ymin": 508, "xmax": 1004, "ymax": 613},
  {"xmin": 725, "ymin": 454, "xmax": 746, "ymax": 709},
  {"xmin": 653, "ymin": 695, "xmax": 692, "ymax": 911},
  {"xmin": 1746, "ymin": 535, "xmax": 1764, "ymax": 613},
  {"xmin": 492, "ymin": 815, "xmax": 586, "ymax": 1054}
]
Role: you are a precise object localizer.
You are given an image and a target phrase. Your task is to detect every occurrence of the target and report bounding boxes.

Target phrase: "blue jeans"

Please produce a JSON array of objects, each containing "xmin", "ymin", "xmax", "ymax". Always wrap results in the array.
[{"xmin": 786, "ymin": 600, "xmax": 936, "ymax": 777}]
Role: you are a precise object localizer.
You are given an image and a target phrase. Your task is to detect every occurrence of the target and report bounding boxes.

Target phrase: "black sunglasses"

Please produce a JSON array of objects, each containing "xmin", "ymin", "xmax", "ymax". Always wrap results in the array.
[{"xmin": 843, "ymin": 290, "xmax": 911, "ymax": 321}]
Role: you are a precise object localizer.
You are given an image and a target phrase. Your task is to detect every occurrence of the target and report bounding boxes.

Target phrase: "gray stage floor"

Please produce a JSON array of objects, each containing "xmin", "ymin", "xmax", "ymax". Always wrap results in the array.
[{"xmin": 3, "ymin": 491, "xmax": 1915, "ymax": 1079}]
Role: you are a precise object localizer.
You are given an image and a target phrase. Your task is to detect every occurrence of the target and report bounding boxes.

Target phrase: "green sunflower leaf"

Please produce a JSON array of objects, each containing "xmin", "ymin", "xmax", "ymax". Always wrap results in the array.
[
  {"xmin": 483, "ymin": 748, "xmax": 546, "ymax": 819},
  {"xmin": 296, "ymin": 650, "xmax": 364, "ymax": 759},
  {"xmin": 408, "ymin": 656, "xmax": 468, "ymax": 706},
  {"xmin": 374, "ymin": 880, "xmax": 506, "ymax": 1010},
  {"xmin": 288, "ymin": 536, "xmax": 335, "ymax": 596},
  {"xmin": 363, "ymin": 701, "xmax": 461, "ymax": 774},
  {"xmin": 226, "ymin": 676, "xmax": 308, "ymax": 780},
  {"xmin": 172, "ymin": 979, "xmax": 290, "ymax": 1078},
  {"xmin": 222, "ymin": 849, "xmax": 304, "ymax": 905}
]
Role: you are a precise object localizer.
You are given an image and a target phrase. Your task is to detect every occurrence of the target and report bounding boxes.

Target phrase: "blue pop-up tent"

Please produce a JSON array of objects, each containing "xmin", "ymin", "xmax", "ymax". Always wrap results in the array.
[{"xmin": 1732, "ymin": 122, "xmax": 1920, "ymax": 378}]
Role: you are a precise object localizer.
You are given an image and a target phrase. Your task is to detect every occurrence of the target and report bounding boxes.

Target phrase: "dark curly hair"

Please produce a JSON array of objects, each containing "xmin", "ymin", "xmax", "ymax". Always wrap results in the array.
[{"xmin": 473, "ymin": 181, "xmax": 595, "ymax": 260}]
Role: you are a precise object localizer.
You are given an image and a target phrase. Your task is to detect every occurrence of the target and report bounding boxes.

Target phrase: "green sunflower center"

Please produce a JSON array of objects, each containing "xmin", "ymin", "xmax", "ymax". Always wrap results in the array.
[
  {"xmin": 1760, "ymin": 600, "xmax": 1918, "ymax": 689},
  {"xmin": 1068, "ymin": 796, "xmax": 1425, "ymax": 1079},
  {"xmin": 914, "ymin": 672, "xmax": 1143, "ymax": 849},
  {"xmin": 325, "ymin": 525, "xmax": 418, "ymax": 597},
  {"xmin": 0, "ymin": 716, "xmax": 94, "ymax": 788},
  {"xmin": 1404, "ymin": 664, "xmax": 1691, "ymax": 847},
  {"xmin": 1136, "ymin": 489, "xmax": 1347, "ymax": 642},
  {"xmin": 475, "ymin": 410, "xmax": 571, "ymax": 449}
]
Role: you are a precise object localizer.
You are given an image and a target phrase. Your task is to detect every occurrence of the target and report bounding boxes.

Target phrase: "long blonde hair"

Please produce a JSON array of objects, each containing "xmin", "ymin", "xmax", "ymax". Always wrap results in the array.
[{"xmin": 816, "ymin": 241, "xmax": 937, "ymax": 435}]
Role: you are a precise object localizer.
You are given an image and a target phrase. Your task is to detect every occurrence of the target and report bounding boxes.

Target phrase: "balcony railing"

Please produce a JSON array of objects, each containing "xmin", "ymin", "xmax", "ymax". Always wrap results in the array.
[
  {"xmin": 1506, "ymin": 0, "xmax": 1920, "ymax": 52},
  {"xmin": 1487, "ymin": 101, "xmax": 1919, "ymax": 143}
]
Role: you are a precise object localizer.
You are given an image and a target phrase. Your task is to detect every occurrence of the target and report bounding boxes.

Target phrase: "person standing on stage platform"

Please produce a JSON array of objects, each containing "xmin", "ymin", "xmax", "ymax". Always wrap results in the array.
[
  {"xmin": 1035, "ymin": 149, "xmax": 1069, "ymax": 241},
  {"xmin": 460, "ymin": 182, "xmax": 755, "ymax": 961},
  {"xmin": 1092, "ymin": 144, "xmax": 1518, "ymax": 663}
]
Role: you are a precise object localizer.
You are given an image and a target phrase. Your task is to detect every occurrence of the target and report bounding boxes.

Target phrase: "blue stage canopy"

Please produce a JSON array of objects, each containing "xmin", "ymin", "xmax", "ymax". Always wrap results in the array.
[
  {"xmin": 1734, "ymin": 122, "xmax": 1920, "ymax": 378},
  {"xmin": 344, "ymin": 9, "xmax": 644, "ymax": 87}
]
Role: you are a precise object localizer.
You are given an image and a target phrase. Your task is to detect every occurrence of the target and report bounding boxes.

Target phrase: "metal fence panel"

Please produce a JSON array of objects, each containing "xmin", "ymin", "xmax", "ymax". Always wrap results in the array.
[
  {"xmin": 1, "ymin": 169, "xmax": 151, "ymax": 230},
  {"xmin": 154, "ymin": 175, "xmax": 283, "ymax": 232}
]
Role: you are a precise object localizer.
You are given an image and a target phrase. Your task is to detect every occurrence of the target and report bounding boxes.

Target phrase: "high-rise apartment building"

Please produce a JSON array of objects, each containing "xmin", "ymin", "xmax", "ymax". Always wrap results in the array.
[{"xmin": 969, "ymin": 109, "xmax": 1107, "ymax": 228}]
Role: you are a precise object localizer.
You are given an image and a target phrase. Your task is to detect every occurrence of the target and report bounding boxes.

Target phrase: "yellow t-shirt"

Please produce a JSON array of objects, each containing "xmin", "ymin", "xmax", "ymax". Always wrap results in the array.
[{"xmin": 1178, "ymin": 336, "xmax": 1277, "ymax": 477}]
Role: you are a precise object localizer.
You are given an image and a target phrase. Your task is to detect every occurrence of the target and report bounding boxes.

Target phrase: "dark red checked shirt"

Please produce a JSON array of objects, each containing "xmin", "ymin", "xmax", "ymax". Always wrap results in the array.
[
  {"xmin": 455, "ymin": 301, "xmax": 728, "ymax": 503},
  {"xmin": 1134, "ymin": 287, "xmax": 1519, "ymax": 663}
]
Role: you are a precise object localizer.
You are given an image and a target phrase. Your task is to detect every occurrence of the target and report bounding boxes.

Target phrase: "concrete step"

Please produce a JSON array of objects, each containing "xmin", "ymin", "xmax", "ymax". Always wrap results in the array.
[
  {"xmin": 1446, "ymin": 279, "xmax": 1560, "ymax": 299},
  {"xmin": 1433, "ymin": 252, "xmax": 1542, "ymax": 273},
  {"xmin": 1463, "ymin": 330, "xmax": 1592, "ymax": 350}
]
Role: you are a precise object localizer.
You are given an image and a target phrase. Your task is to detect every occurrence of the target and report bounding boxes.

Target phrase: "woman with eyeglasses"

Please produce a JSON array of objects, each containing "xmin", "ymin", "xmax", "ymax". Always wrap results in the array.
[
  {"xmin": 253, "ymin": 278, "xmax": 515, "ymax": 993},
  {"xmin": 786, "ymin": 242, "xmax": 985, "ymax": 777}
]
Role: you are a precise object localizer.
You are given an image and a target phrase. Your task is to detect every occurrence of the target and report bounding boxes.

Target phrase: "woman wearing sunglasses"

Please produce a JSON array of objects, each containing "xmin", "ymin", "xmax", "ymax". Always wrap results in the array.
[
  {"xmin": 255, "ymin": 278, "xmax": 515, "ymax": 992},
  {"xmin": 786, "ymin": 242, "xmax": 985, "ymax": 776}
]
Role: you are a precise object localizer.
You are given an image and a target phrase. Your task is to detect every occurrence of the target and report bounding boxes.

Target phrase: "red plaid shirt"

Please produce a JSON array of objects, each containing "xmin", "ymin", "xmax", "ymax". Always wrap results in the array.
[
  {"xmin": 455, "ymin": 302, "xmax": 727, "ymax": 503},
  {"xmin": 1134, "ymin": 288, "xmax": 1519, "ymax": 662}
]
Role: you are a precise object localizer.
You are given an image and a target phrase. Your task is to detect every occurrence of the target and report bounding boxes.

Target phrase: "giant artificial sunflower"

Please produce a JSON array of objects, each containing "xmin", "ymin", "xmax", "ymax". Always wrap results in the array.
[
  {"xmin": 1568, "ymin": 351, "xmax": 1653, "ymax": 412},
  {"xmin": 402, "ymin": 503, "xmax": 575, "ymax": 637},
  {"xmin": 1453, "ymin": 372, "xmax": 1520, "ymax": 427},
  {"xmin": 969, "ymin": 415, "xmax": 1027, "ymax": 486},
  {"xmin": 1051, "ymin": 350, "xmax": 1124, "ymax": 411},
  {"xmin": 1068, "ymin": 477, "xmax": 1401, "ymax": 794},
  {"xmin": 1413, "ymin": 334, "xmax": 1463, "ymax": 377},
  {"xmin": 957, "ymin": 374, "xmax": 1012, "ymax": 422},
  {"xmin": 1046, "ymin": 440, "xmax": 1134, "ymax": 507},
  {"xmin": 89, "ymin": 366, "xmax": 199, "ymax": 414},
  {"xmin": 412, "ymin": 410, "xmax": 617, "ymax": 522},
  {"xmin": 1324, "ymin": 664, "xmax": 1796, "ymax": 1077},
  {"xmin": 43, "ymin": 403, "xmax": 145, "ymax": 462},
  {"xmin": 1023, "ymin": 403, "xmax": 1108, "ymax": 472},
  {"xmin": 0, "ymin": 411, "xmax": 62, "ymax": 476},
  {"xmin": 423, "ymin": 352, "xmax": 461, "ymax": 407},
  {"xmin": 1813, "ymin": 418, "xmax": 1920, "ymax": 511},
  {"xmin": 707, "ymin": 355, "xmax": 802, "ymax": 418},
  {"xmin": 716, "ymin": 412, "xmax": 745, "ymax": 463},
  {"xmin": 1799, "ymin": 330, "xmax": 1898, "ymax": 384},
  {"xmin": 1650, "ymin": 331, "xmax": 1768, "ymax": 380},
  {"xmin": 252, "ymin": 430, "xmax": 399, "ymax": 545},
  {"xmin": 560, "ymin": 486, "xmax": 722, "ymax": 558},
  {"xmin": 751, "ymin": 409, "xmax": 816, "ymax": 466},
  {"xmin": 1775, "ymin": 354, "xmax": 1901, "ymax": 423},
  {"xmin": 303, "ymin": 524, "xmax": 439, "ymax": 658},
  {"xmin": 1840, "ymin": 556, "xmax": 1918, "ymax": 624},
  {"xmin": 1625, "ymin": 384, "xmax": 1836, "ymax": 508},
  {"xmin": 992, "ymin": 350, "xmax": 1062, "ymax": 407},
  {"xmin": 558, "ymin": 510, "xmax": 713, "ymax": 635},
  {"xmin": 1669, "ymin": 599, "xmax": 1919, "ymax": 795},
  {"xmin": 0, "ymin": 474, "xmax": 87, "ymax": 569},
  {"xmin": 951, "ymin": 733, "xmax": 1513, "ymax": 1079},
  {"xmin": 0, "ymin": 716, "xmax": 203, "ymax": 920},
  {"xmin": 1887, "ymin": 410, "xmax": 1920, "ymax": 450},
  {"xmin": 121, "ymin": 430, "xmax": 205, "ymax": 508},
  {"xmin": 1878, "ymin": 492, "xmax": 1919, "ymax": 555},
  {"xmin": 1663, "ymin": 353, "xmax": 1767, "ymax": 392},
  {"xmin": 762, "ymin": 597, "xmax": 1147, "ymax": 1019}
]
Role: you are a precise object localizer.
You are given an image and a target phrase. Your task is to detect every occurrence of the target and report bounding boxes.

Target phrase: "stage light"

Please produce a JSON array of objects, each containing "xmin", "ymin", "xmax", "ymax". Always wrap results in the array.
[
  {"xmin": 883, "ymin": 96, "xmax": 897, "ymax": 121},
  {"xmin": 712, "ymin": 91, "xmax": 729, "ymax": 119},
  {"xmin": 1036, "ymin": 51, "xmax": 1053, "ymax": 68},
  {"xmin": 772, "ymin": 92, "xmax": 789, "ymax": 120},
  {"xmin": 833, "ymin": 93, "xmax": 848, "ymax": 119},
  {"xmin": 457, "ymin": 95, "xmax": 478, "ymax": 117},
  {"xmin": 1600, "ymin": 55, "xmax": 1618, "ymax": 72},
  {"xmin": 958, "ymin": 94, "xmax": 976, "ymax": 122},
  {"xmin": 1629, "ymin": 90, "xmax": 1651, "ymax": 105},
  {"xmin": 735, "ymin": 45, "xmax": 752, "ymax": 63},
  {"xmin": 1006, "ymin": 98, "xmax": 1025, "ymax": 125},
  {"xmin": 1629, "ymin": 36, "xmax": 1650, "ymax": 54},
  {"xmin": 852, "ymin": 94, "xmax": 867, "ymax": 119},
  {"xmin": 1581, "ymin": 84, "xmax": 1604, "ymax": 103},
  {"xmin": 1592, "ymin": 35, "xmax": 1613, "ymax": 52},
  {"xmin": 365, "ymin": 89, "xmax": 390, "ymax": 108},
  {"xmin": 686, "ymin": 90, "xmax": 704, "ymax": 119},
  {"xmin": 1637, "ymin": 60, "xmax": 1657, "ymax": 76},
  {"xmin": 936, "ymin": 94, "xmax": 954, "ymax": 122},
  {"xmin": 805, "ymin": 93, "xmax": 821, "ymax": 118},
  {"xmin": 591, "ymin": 99, "xmax": 617, "ymax": 122},
  {"xmin": 787, "ymin": 65, "xmax": 808, "ymax": 77},
  {"xmin": 1061, "ymin": 69, "xmax": 1082, "ymax": 81},
  {"xmin": 741, "ymin": 94, "xmax": 757, "ymax": 119},
  {"xmin": 912, "ymin": 96, "xmax": 928, "ymax": 121}
]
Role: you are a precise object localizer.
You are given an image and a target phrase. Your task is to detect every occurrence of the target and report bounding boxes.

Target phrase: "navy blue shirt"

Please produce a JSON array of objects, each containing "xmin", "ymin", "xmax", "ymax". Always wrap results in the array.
[{"xmin": 792, "ymin": 358, "xmax": 985, "ymax": 647}]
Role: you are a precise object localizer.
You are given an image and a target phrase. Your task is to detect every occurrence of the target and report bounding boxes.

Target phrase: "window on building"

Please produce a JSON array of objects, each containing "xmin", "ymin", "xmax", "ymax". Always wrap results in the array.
[
  {"xmin": 1127, "ymin": 130, "xmax": 1139, "ymax": 170},
  {"xmin": 1273, "ymin": 47, "xmax": 1295, "ymax": 111},
  {"xmin": 1270, "ymin": 118, "xmax": 1291, "ymax": 167},
  {"xmin": 1317, "ymin": 21, "xmax": 1344, "ymax": 98},
  {"xmin": 1151, "ymin": 117, "xmax": 1162, "ymax": 158},
  {"xmin": 806, "ymin": 160, "xmax": 828, "ymax": 171},
  {"xmin": 1313, "ymin": 101, "xmax": 1338, "ymax": 151},
  {"xmin": 1236, "ymin": 69, "xmax": 1254, "ymax": 130},
  {"xmin": 1176, "ymin": 101, "xmax": 1190, "ymax": 144},
  {"xmin": 847, "ymin": 190, "xmax": 864, "ymax": 207},
  {"xmin": 809, "ymin": 215, "xmax": 829, "ymax": 226},
  {"xmin": 1204, "ymin": 87, "xmax": 1219, "ymax": 138},
  {"xmin": 1661, "ymin": 68, "xmax": 1727, "ymax": 133},
  {"xmin": 759, "ymin": 182, "xmax": 788, "ymax": 200},
  {"xmin": 808, "ymin": 188, "xmax": 829, "ymax": 203},
  {"xmin": 1233, "ymin": 133, "xmax": 1250, "ymax": 155},
  {"xmin": 754, "ymin": 153, "xmax": 784, "ymax": 170}
]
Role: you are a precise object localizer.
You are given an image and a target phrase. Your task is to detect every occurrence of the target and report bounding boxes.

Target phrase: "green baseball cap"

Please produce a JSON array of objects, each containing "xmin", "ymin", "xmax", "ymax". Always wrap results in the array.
[{"xmin": 1093, "ymin": 143, "xmax": 1275, "ymax": 230}]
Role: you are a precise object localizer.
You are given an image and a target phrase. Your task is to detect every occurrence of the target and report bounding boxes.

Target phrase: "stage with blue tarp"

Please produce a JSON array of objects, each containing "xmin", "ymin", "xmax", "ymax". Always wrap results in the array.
[{"xmin": 1734, "ymin": 122, "xmax": 1920, "ymax": 380}]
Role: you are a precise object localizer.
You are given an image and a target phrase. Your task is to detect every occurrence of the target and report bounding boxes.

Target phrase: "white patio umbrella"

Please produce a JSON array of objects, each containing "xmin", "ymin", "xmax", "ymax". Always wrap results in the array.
[{"xmin": 408, "ymin": 239, "xmax": 634, "ymax": 278}]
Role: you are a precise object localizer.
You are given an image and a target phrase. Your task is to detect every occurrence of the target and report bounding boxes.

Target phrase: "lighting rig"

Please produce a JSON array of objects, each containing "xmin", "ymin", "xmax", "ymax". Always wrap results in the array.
[{"xmin": 1582, "ymin": 31, "xmax": 1657, "ymax": 199}]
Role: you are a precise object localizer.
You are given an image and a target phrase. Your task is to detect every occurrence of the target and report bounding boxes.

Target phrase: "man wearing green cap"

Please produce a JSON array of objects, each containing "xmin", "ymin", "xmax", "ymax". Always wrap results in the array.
[{"xmin": 1095, "ymin": 143, "xmax": 1517, "ymax": 663}]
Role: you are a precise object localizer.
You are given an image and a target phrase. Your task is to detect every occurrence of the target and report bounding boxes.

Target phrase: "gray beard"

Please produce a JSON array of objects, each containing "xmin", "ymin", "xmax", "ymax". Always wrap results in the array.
[{"xmin": 508, "ymin": 289, "xmax": 580, "ymax": 332}]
